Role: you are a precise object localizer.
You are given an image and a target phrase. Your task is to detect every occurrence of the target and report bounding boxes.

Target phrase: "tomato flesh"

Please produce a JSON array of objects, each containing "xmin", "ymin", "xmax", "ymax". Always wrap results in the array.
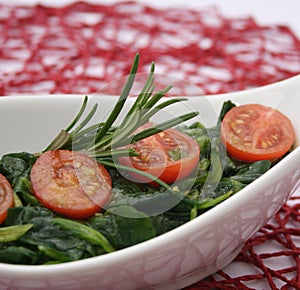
[
  {"xmin": 30, "ymin": 150, "xmax": 112, "ymax": 219},
  {"xmin": 119, "ymin": 124, "xmax": 200, "ymax": 184},
  {"xmin": 221, "ymin": 104, "xmax": 295, "ymax": 162},
  {"xmin": 0, "ymin": 173, "xmax": 14, "ymax": 224}
]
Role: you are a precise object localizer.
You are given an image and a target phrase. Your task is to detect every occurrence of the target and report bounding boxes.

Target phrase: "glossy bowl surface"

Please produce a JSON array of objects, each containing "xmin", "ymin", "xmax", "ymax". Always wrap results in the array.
[{"xmin": 0, "ymin": 75, "xmax": 300, "ymax": 290}]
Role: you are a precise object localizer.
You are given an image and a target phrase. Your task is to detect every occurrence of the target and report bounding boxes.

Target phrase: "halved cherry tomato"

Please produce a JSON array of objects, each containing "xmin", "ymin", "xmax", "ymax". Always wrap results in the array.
[
  {"xmin": 118, "ymin": 123, "xmax": 200, "ymax": 184},
  {"xmin": 220, "ymin": 104, "xmax": 295, "ymax": 162},
  {"xmin": 0, "ymin": 173, "xmax": 14, "ymax": 224},
  {"xmin": 30, "ymin": 150, "xmax": 112, "ymax": 219}
]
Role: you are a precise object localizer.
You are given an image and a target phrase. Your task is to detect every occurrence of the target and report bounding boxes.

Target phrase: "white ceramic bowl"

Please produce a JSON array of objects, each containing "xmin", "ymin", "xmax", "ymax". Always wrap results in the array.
[{"xmin": 0, "ymin": 75, "xmax": 300, "ymax": 290}]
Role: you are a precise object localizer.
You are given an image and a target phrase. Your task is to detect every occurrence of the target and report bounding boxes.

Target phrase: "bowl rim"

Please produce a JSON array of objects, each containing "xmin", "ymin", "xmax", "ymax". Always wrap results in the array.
[
  {"xmin": 1, "ymin": 144, "xmax": 299, "ymax": 274},
  {"xmin": 0, "ymin": 74, "xmax": 299, "ymax": 273}
]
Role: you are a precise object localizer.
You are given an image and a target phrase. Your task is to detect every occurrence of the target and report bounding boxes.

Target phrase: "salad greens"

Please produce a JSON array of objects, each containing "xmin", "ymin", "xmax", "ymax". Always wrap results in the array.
[
  {"xmin": 0, "ymin": 54, "xmax": 278, "ymax": 265},
  {"xmin": 0, "ymin": 100, "xmax": 272, "ymax": 265}
]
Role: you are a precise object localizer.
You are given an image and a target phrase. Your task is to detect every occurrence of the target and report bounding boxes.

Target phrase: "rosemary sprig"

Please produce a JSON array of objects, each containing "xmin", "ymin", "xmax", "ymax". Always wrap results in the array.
[{"xmin": 45, "ymin": 53, "xmax": 199, "ymax": 162}]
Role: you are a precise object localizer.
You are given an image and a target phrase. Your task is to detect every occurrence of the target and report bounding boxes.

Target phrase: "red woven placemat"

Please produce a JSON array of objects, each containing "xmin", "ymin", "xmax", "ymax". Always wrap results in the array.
[
  {"xmin": 1, "ymin": 1, "xmax": 300, "ymax": 96},
  {"xmin": 0, "ymin": 1, "xmax": 300, "ymax": 289},
  {"xmin": 186, "ymin": 194, "xmax": 300, "ymax": 289}
]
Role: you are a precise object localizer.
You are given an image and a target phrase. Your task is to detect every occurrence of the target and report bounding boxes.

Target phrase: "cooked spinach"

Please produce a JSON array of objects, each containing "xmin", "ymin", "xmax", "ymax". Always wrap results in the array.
[
  {"xmin": 2, "ymin": 206, "xmax": 108, "ymax": 264},
  {"xmin": 0, "ymin": 152, "xmax": 39, "ymax": 206},
  {"xmin": 0, "ymin": 101, "xmax": 274, "ymax": 265},
  {"xmin": 0, "ymin": 152, "xmax": 36, "ymax": 185},
  {"xmin": 89, "ymin": 206, "xmax": 157, "ymax": 249}
]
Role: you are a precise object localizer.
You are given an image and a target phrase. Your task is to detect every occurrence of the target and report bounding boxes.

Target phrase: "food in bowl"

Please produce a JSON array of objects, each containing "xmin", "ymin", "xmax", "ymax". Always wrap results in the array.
[{"xmin": 0, "ymin": 54, "xmax": 299, "ymax": 289}]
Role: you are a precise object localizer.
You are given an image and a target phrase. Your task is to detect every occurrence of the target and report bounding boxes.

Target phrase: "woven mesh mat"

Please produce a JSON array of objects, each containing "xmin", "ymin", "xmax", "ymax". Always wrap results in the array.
[
  {"xmin": 1, "ymin": 1, "xmax": 300, "ymax": 96},
  {"xmin": 0, "ymin": 1, "xmax": 300, "ymax": 289}
]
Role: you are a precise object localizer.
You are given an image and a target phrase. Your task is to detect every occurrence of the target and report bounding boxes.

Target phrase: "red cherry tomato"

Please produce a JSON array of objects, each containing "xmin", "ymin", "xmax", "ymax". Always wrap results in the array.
[
  {"xmin": 220, "ymin": 104, "xmax": 295, "ymax": 162},
  {"xmin": 119, "ymin": 124, "xmax": 200, "ymax": 184},
  {"xmin": 0, "ymin": 173, "xmax": 14, "ymax": 224},
  {"xmin": 30, "ymin": 150, "xmax": 112, "ymax": 219}
]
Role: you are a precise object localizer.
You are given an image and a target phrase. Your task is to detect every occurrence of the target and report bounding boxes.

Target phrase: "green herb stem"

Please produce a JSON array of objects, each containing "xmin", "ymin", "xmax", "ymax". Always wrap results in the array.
[
  {"xmin": 0, "ymin": 224, "xmax": 33, "ymax": 243},
  {"xmin": 53, "ymin": 218, "xmax": 115, "ymax": 253}
]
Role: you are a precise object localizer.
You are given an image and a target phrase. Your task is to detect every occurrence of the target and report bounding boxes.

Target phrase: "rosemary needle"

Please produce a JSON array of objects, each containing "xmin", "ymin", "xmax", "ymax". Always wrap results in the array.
[{"xmin": 45, "ymin": 53, "xmax": 199, "ymax": 166}]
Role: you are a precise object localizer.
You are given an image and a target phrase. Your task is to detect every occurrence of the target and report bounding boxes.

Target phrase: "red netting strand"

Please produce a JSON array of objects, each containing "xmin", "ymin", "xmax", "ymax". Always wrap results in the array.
[
  {"xmin": 0, "ymin": 1, "xmax": 300, "ymax": 96},
  {"xmin": 0, "ymin": 1, "xmax": 300, "ymax": 289},
  {"xmin": 186, "ymin": 194, "xmax": 300, "ymax": 289}
]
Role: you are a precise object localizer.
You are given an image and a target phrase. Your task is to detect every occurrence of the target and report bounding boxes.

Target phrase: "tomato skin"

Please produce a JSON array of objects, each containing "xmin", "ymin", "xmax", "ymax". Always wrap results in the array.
[
  {"xmin": 0, "ymin": 173, "xmax": 14, "ymax": 224},
  {"xmin": 30, "ymin": 150, "xmax": 112, "ymax": 219},
  {"xmin": 220, "ymin": 104, "xmax": 295, "ymax": 162},
  {"xmin": 119, "ymin": 124, "xmax": 200, "ymax": 184}
]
